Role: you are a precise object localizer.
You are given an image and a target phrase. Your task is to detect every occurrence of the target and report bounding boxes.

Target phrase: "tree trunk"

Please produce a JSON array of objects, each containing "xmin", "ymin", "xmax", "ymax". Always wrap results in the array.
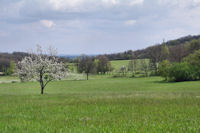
[
  {"xmin": 86, "ymin": 73, "xmax": 89, "ymax": 80},
  {"xmin": 41, "ymin": 87, "xmax": 44, "ymax": 95},
  {"xmin": 40, "ymin": 71, "xmax": 44, "ymax": 95}
]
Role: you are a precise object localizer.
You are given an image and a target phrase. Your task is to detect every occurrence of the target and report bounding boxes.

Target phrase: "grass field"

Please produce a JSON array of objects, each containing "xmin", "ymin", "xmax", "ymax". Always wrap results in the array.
[
  {"xmin": 0, "ymin": 76, "xmax": 19, "ymax": 83},
  {"xmin": 110, "ymin": 60, "xmax": 130, "ymax": 70},
  {"xmin": 0, "ymin": 76, "xmax": 200, "ymax": 132},
  {"xmin": 110, "ymin": 59, "xmax": 149, "ymax": 71}
]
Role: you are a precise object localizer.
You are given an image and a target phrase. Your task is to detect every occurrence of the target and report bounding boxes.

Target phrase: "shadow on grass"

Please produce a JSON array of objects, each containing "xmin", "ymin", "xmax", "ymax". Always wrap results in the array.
[{"xmin": 152, "ymin": 79, "xmax": 200, "ymax": 84}]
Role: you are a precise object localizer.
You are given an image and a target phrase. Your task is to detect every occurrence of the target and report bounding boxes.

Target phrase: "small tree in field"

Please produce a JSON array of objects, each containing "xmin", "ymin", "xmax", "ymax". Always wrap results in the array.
[
  {"xmin": 141, "ymin": 59, "xmax": 149, "ymax": 77},
  {"xmin": 96, "ymin": 55, "xmax": 112, "ymax": 74},
  {"xmin": 17, "ymin": 45, "xmax": 67, "ymax": 95},
  {"xmin": 128, "ymin": 59, "xmax": 137, "ymax": 74},
  {"xmin": 77, "ymin": 55, "xmax": 95, "ymax": 80}
]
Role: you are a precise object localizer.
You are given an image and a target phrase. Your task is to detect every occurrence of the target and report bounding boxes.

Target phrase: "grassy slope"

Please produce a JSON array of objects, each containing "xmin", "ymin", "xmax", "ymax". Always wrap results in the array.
[
  {"xmin": 110, "ymin": 59, "xmax": 149, "ymax": 71},
  {"xmin": 110, "ymin": 60, "xmax": 130, "ymax": 70},
  {"xmin": 0, "ymin": 76, "xmax": 200, "ymax": 132}
]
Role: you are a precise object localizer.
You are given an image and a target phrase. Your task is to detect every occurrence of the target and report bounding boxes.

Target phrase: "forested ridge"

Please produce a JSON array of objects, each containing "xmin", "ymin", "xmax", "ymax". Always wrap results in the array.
[{"xmin": 103, "ymin": 35, "xmax": 200, "ymax": 60}]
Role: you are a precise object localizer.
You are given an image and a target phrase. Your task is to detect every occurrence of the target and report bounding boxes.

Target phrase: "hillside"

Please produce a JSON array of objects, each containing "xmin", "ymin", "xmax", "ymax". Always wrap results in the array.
[{"xmin": 104, "ymin": 35, "xmax": 200, "ymax": 60}]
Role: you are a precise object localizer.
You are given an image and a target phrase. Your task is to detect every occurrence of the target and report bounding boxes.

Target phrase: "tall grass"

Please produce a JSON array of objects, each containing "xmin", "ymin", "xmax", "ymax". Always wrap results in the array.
[{"xmin": 0, "ymin": 76, "xmax": 200, "ymax": 132}]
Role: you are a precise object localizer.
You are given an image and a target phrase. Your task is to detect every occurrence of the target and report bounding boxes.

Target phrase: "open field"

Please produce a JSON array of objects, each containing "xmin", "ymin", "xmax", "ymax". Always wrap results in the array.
[
  {"xmin": 110, "ymin": 60, "xmax": 130, "ymax": 70},
  {"xmin": 67, "ymin": 60, "xmax": 131, "ymax": 73},
  {"xmin": 110, "ymin": 59, "xmax": 149, "ymax": 71},
  {"xmin": 0, "ymin": 76, "xmax": 19, "ymax": 83},
  {"xmin": 0, "ymin": 76, "xmax": 200, "ymax": 132}
]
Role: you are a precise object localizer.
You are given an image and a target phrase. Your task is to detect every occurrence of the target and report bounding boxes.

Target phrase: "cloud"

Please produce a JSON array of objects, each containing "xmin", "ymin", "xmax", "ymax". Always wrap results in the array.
[
  {"xmin": 40, "ymin": 20, "xmax": 55, "ymax": 28},
  {"xmin": 157, "ymin": 0, "xmax": 200, "ymax": 8},
  {"xmin": 102, "ymin": 0, "xmax": 119, "ymax": 6},
  {"xmin": 124, "ymin": 20, "xmax": 136, "ymax": 25},
  {"xmin": 48, "ymin": 0, "xmax": 84, "ymax": 11},
  {"xmin": 46, "ymin": 0, "xmax": 143, "ymax": 12},
  {"xmin": 2, "ymin": 0, "xmax": 200, "ymax": 54},
  {"xmin": 130, "ymin": 0, "xmax": 144, "ymax": 6}
]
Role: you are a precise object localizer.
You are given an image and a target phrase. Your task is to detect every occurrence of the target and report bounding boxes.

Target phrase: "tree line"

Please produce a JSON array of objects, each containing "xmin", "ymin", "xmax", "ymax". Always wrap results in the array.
[
  {"xmin": 2, "ymin": 34, "xmax": 200, "ymax": 80},
  {"xmin": 117, "ymin": 37, "xmax": 200, "ymax": 80},
  {"xmin": 151, "ymin": 38, "xmax": 200, "ymax": 81},
  {"xmin": 0, "ymin": 52, "xmax": 28, "ymax": 75},
  {"xmin": 74, "ymin": 55, "xmax": 113, "ymax": 80},
  {"xmin": 158, "ymin": 49, "xmax": 200, "ymax": 82},
  {"xmin": 103, "ymin": 35, "xmax": 200, "ymax": 60}
]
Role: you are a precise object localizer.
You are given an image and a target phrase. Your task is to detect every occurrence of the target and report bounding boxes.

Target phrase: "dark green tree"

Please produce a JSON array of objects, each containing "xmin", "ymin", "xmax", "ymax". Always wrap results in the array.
[{"xmin": 77, "ymin": 55, "xmax": 96, "ymax": 80}]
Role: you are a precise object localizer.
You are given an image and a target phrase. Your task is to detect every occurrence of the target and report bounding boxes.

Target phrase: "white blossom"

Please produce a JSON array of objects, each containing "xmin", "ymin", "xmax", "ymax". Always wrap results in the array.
[{"xmin": 17, "ymin": 45, "xmax": 67, "ymax": 94}]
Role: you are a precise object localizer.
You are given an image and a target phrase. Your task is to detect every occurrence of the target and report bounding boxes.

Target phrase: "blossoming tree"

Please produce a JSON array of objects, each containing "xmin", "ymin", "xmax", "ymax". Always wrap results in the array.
[{"xmin": 17, "ymin": 45, "xmax": 67, "ymax": 94}]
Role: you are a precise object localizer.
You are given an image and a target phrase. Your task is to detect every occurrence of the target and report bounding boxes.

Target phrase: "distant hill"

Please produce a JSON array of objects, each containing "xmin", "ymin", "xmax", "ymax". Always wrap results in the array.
[
  {"xmin": 103, "ymin": 35, "xmax": 200, "ymax": 60},
  {"xmin": 58, "ymin": 55, "xmax": 80, "ymax": 59},
  {"xmin": 58, "ymin": 54, "xmax": 97, "ymax": 59}
]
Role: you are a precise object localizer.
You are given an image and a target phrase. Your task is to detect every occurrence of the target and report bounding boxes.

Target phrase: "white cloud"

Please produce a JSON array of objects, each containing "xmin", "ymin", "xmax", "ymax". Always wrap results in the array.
[
  {"xmin": 102, "ymin": 0, "xmax": 119, "ymax": 6},
  {"xmin": 130, "ymin": 0, "xmax": 144, "ymax": 6},
  {"xmin": 40, "ymin": 20, "xmax": 55, "ymax": 28},
  {"xmin": 124, "ymin": 20, "xmax": 137, "ymax": 25},
  {"xmin": 48, "ymin": 0, "xmax": 84, "ymax": 11},
  {"xmin": 46, "ymin": 0, "xmax": 143, "ymax": 12},
  {"xmin": 157, "ymin": 0, "xmax": 200, "ymax": 8}
]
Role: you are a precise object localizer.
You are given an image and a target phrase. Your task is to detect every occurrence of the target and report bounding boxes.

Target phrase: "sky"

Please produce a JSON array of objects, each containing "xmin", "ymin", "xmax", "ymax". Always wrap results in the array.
[{"xmin": 1, "ymin": 0, "xmax": 200, "ymax": 55}]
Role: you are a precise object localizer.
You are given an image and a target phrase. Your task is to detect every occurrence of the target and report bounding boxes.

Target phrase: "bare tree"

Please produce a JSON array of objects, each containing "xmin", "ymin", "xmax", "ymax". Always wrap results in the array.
[
  {"xmin": 17, "ymin": 45, "xmax": 67, "ymax": 95},
  {"xmin": 147, "ymin": 44, "xmax": 169, "ymax": 74},
  {"xmin": 128, "ymin": 60, "xmax": 134, "ymax": 72},
  {"xmin": 169, "ymin": 44, "xmax": 187, "ymax": 62},
  {"xmin": 140, "ymin": 59, "xmax": 149, "ymax": 77},
  {"xmin": 128, "ymin": 59, "xmax": 138, "ymax": 74}
]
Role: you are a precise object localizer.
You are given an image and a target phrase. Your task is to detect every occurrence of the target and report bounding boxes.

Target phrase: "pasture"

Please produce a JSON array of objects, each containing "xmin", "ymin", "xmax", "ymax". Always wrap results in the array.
[
  {"xmin": 110, "ymin": 60, "xmax": 130, "ymax": 70},
  {"xmin": 0, "ymin": 76, "xmax": 200, "ymax": 132}
]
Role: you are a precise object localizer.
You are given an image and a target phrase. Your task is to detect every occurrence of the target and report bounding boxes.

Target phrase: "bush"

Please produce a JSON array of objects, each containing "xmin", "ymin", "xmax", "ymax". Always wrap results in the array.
[
  {"xmin": 149, "ymin": 71, "xmax": 157, "ymax": 76},
  {"xmin": 112, "ymin": 72, "xmax": 128, "ymax": 78},
  {"xmin": 168, "ymin": 62, "xmax": 194, "ymax": 82},
  {"xmin": 183, "ymin": 49, "xmax": 200, "ymax": 79},
  {"xmin": 129, "ymin": 73, "xmax": 135, "ymax": 78}
]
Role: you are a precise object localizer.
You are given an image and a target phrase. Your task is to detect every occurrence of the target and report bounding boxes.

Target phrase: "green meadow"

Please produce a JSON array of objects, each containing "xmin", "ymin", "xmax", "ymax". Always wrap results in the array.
[
  {"xmin": 0, "ymin": 76, "xmax": 200, "ymax": 132},
  {"xmin": 110, "ymin": 59, "xmax": 149, "ymax": 71},
  {"xmin": 110, "ymin": 60, "xmax": 130, "ymax": 70}
]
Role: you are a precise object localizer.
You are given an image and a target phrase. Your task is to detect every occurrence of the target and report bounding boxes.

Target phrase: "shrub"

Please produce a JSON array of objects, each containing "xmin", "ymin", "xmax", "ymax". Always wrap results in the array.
[
  {"xmin": 183, "ymin": 49, "xmax": 200, "ymax": 79},
  {"xmin": 168, "ymin": 62, "xmax": 194, "ymax": 82}
]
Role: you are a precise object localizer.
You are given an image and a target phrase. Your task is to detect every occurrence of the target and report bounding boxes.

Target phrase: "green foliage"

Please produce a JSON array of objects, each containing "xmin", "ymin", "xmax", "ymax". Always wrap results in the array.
[
  {"xmin": 158, "ymin": 60, "xmax": 170, "ymax": 80},
  {"xmin": 96, "ymin": 56, "xmax": 112, "ymax": 74},
  {"xmin": 0, "ymin": 76, "xmax": 200, "ymax": 132},
  {"xmin": 188, "ymin": 38, "xmax": 200, "ymax": 53},
  {"xmin": 4, "ymin": 60, "xmax": 16, "ymax": 75},
  {"xmin": 77, "ymin": 56, "xmax": 96, "ymax": 73},
  {"xmin": 168, "ymin": 62, "xmax": 194, "ymax": 82},
  {"xmin": 140, "ymin": 59, "xmax": 149, "ymax": 77},
  {"xmin": 158, "ymin": 49, "xmax": 200, "ymax": 82},
  {"xmin": 184, "ymin": 49, "xmax": 200, "ymax": 79}
]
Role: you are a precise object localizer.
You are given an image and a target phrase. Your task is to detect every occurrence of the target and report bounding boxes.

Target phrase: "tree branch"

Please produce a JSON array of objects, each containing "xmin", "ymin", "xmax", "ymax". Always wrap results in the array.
[{"xmin": 44, "ymin": 79, "xmax": 53, "ymax": 88}]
